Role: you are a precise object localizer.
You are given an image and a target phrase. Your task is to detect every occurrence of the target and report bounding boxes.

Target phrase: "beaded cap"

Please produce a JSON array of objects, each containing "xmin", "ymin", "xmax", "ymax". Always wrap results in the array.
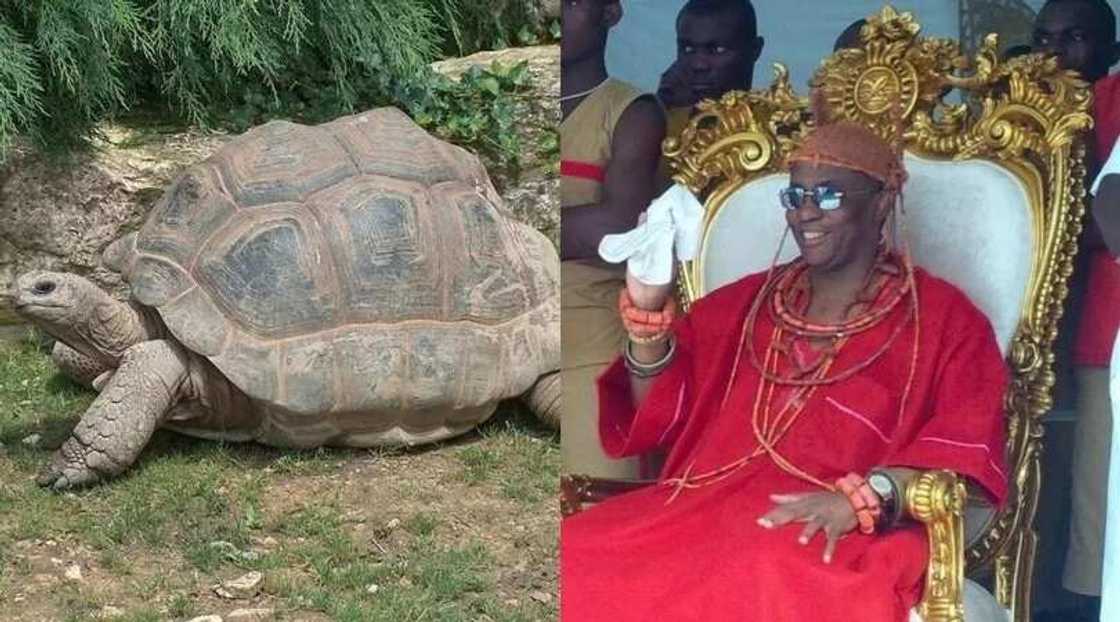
[
  {"xmin": 789, "ymin": 90, "xmax": 908, "ymax": 193},
  {"xmin": 788, "ymin": 122, "xmax": 908, "ymax": 192}
]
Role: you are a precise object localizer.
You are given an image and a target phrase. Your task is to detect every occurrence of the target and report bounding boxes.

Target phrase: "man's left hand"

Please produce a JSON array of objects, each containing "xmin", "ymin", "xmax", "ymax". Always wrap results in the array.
[{"xmin": 757, "ymin": 491, "xmax": 858, "ymax": 564}]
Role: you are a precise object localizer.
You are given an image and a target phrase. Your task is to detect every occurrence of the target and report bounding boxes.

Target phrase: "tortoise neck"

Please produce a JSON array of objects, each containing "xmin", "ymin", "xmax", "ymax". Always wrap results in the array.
[{"xmin": 63, "ymin": 287, "xmax": 157, "ymax": 367}]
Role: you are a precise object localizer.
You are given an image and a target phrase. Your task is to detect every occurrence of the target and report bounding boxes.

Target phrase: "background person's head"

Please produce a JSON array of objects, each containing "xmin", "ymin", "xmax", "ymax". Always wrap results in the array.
[
  {"xmin": 1032, "ymin": 0, "xmax": 1120, "ymax": 82},
  {"xmin": 675, "ymin": 0, "xmax": 764, "ymax": 102},
  {"xmin": 562, "ymin": 0, "xmax": 623, "ymax": 68},
  {"xmin": 1003, "ymin": 44, "xmax": 1034, "ymax": 61},
  {"xmin": 833, "ymin": 19, "xmax": 867, "ymax": 52}
]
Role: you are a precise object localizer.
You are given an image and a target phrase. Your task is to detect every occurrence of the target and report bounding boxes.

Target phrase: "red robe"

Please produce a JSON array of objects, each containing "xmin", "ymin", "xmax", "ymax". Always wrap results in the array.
[
  {"xmin": 1073, "ymin": 73, "xmax": 1120, "ymax": 367},
  {"xmin": 561, "ymin": 268, "xmax": 1008, "ymax": 622}
]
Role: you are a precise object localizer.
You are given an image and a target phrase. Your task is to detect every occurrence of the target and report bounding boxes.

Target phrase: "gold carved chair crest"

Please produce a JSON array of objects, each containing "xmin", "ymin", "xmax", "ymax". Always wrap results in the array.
[{"xmin": 560, "ymin": 6, "xmax": 1091, "ymax": 622}]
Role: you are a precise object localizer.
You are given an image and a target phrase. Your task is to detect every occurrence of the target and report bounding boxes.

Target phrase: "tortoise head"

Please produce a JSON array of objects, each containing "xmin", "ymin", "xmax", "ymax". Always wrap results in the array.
[{"xmin": 10, "ymin": 271, "xmax": 104, "ymax": 334}]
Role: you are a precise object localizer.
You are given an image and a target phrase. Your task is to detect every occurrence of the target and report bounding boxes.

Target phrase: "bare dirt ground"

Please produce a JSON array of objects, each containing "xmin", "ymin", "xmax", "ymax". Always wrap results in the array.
[{"xmin": 0, "ymin": 338, "xmax": 558, "ymax": 622}]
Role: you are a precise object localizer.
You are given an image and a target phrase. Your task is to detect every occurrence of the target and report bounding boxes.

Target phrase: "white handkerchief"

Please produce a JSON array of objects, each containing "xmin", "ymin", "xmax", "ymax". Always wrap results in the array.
[{"xmin": 598, "ymin": 184, "xmax": 704, "ymax": 285}]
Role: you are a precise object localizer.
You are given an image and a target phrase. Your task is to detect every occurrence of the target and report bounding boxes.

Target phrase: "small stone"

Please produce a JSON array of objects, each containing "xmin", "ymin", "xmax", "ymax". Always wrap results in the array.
[
  {"xmin": 97, "ymin": 606, "xmax": 125, "ymax": 619},
  {"xmin": 258, "ymin": 536, "xmax": 278, "ymax": 548},
  {"xmin": 365, "ymin": 583, "xmax": 380, "ymax": 594},
  {"xmin": 214, "ymin": 571, "xmax": 263, "ymax": 599},
  {"xmin": 49, "ymin": 557, "xmax": 63, "ymax": 566},
  {"xmin": 530, "ymin": 590, "xmax": 552, "ymax": 604},
  {"xmin": 21, "ymin": 434, "xmax": 41, "ymax": 447},
  {"xmin": 227, "ymin": 608, "xmax": 274, "ymax": 621},
  {"xmin": 386, "ymin": 518, "xmax": 401, "ymax": 530},
  {"xmin": 186, "ymin": 616, "xmax": 223, "ymax": 622},
  {"xmin": 397, "ymin": 576, "xmax": 414, "ymax": 588},
  {"xmin": 64, "ymin": 563, "xmax": 83, "ymax": 581}
]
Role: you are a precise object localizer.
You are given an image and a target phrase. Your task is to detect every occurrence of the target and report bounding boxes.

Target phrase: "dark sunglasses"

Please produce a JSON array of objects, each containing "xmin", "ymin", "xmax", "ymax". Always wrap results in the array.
[{"xmin": 778, "ymin": 184, "xmax": 880, "ymax": 211}]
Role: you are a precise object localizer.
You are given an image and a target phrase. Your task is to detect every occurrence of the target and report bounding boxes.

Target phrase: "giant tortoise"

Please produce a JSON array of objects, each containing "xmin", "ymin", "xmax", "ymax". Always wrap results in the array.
[{"xmin": 11, "ymin": 107, "xmax": 560, "ymax": 490}]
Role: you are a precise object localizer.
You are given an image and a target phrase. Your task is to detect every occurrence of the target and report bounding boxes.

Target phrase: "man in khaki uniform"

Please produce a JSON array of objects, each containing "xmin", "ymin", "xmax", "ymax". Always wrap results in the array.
[{"xmin": 560, "ymin": 0, "xmax": 665, "ymax": 477}]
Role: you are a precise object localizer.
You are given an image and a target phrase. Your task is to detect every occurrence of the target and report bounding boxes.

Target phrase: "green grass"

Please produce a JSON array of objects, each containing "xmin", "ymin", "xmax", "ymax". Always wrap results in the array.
[
  {"xmin": 455, "ymin": 408, "xmax": 559, "ymax": 504},
  {"xmin": 0, "ymin": 334, "xmax": 557, "ymax": 620}
]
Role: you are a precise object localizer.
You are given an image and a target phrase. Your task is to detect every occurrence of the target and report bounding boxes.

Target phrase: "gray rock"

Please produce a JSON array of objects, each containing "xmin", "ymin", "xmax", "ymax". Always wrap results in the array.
[
  {"xmin": 432, "ymin": 45, "xmax": 560, "ymax": 250},
  {"xmin": 186, "ymin": 616, "xmax": 223, "ymax": 622},
  {"xmin": 0, "ymin": 128, "xmax": 229, "ymax": 318},
  {"xmin": 21, "ymin": 434, "xmax": 40, "ymax": 447},
  {"xmin": 213, "ymin": 571, "xmax": 263, "ymax": 599},
  {"xmin": 226, "ymin": 608, "xmax": 274, "ymax": 621},
  {"xmin": 63, "ymin": 562, "xmax": 82, "ymax": 581}
]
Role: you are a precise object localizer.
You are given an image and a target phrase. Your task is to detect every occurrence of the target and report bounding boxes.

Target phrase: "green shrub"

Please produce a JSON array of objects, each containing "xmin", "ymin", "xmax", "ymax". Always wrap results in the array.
[
  {"xmin": 0, "ymin": 0, "xmax": 554, "ymax": 163},
  {"xmin": 399, "ymin": 60, "xmax": 534, "ymax": 177},
  {"xmin": 424, "ymin": 0, "xmax": 557, "ymax": 57}
]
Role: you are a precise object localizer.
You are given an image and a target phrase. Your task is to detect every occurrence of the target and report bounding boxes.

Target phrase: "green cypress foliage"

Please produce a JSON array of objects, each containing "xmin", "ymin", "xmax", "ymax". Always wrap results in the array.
[{"xmin": 0, "ymin": 0, "xmax": 552, "ymax": 160}]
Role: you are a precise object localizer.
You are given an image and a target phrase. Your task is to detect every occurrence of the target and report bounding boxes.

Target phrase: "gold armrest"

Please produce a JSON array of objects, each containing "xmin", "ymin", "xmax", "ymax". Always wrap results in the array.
[{"xmin": 907, "ymin": 470, "xmax": 967, "ymax": 622}]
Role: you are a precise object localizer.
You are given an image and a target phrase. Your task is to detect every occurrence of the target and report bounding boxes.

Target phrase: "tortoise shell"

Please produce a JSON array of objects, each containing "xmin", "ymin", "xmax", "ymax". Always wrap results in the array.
[{"xmin": 115, "ymin": 108, "xmax": 558, "ymax": 432}]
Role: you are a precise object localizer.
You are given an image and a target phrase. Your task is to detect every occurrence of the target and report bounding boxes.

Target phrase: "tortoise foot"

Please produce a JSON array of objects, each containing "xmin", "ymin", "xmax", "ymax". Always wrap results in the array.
[{"xmin": 36, "ymin": 434, "xmax": 120, "ymax": 490}]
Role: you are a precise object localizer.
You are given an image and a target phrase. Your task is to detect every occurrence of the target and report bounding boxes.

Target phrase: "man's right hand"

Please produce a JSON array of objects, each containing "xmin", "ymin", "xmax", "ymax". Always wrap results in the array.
[
  {"xmin": 657, "ymin": 61, "xmax": 694, "ymax": 109},
  {"xmin": 626, "ymin": 269, "xmax": 673, "ymax": 311}
]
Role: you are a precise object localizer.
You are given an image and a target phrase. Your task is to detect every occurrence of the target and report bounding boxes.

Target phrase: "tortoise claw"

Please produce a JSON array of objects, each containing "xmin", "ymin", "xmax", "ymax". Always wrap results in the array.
[{"xmin": 36, "ymin": 437, "xmax": 109, "ymax": 490}]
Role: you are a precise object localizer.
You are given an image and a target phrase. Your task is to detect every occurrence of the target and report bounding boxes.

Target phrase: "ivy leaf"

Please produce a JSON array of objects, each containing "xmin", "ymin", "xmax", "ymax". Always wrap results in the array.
[
  {"xmin": 517, "ymin": 25, "xmax": 538, "ymax": 46},
  {"xmin": 507, "ymin": 62, "xmax": 530, "ymax": 88},
  {"xmin": 479, "ymin": 76, "xmax": 501, "ymax": 96}
]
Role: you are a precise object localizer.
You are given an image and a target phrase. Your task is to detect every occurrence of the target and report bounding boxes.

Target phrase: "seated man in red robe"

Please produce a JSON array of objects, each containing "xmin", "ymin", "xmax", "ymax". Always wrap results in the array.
[{"xmin": 561, "ymin": 120, "xmax": 1008, "ymax": 622}]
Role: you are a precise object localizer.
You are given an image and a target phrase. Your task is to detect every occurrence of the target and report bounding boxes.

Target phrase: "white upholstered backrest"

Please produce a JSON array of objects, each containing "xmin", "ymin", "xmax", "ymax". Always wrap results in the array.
[{"xmin": 697, "ymin": 153, "xmax": 1034, "ymax": 357}]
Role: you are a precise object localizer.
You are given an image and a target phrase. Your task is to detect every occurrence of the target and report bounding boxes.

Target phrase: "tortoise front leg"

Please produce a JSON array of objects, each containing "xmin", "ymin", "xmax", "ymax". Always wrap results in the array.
[
  {"xmin": 38, "ymin": 339, "xmax": 189, "ymax": 490},
  {"xmin": 51, "ymin": 341, "xmax": 114, "ymax": 390}
]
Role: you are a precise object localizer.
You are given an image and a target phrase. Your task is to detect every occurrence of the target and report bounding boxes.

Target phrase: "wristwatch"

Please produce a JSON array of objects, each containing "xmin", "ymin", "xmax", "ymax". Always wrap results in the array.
[{"xmin": 867, "ymin": 470, "xmax": 900, "ymax": 529}]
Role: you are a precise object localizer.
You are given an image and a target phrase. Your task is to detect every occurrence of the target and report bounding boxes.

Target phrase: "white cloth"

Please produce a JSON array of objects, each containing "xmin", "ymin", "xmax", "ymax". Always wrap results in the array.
[
  {"xmin": 597, "ymin": 184, "xmax": 704, "ymax": 285},
  {"xmin": 1102, "ymin": 327, "xmax": 1120, "ymax": 622},
  {"xmin": 1092, "ymin": 143, "xmax": 1120, "ymax": 195}
]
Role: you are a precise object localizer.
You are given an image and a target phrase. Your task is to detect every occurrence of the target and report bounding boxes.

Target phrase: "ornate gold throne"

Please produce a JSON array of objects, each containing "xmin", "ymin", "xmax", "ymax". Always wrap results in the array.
[{"xmin": 560, "ymin": 7, "xmax": 1092, "ymax": 622}]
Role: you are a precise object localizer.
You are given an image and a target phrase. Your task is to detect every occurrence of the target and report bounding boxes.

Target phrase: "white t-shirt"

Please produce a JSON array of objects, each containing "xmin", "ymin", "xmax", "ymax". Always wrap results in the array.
[
  {"xmin": 1093, "ymin": 142, "xmax": 1120, "ymax": 195},
  {"xmin": 1103, "ymin": 141, "xmax": 1120, "ymax": 622}
]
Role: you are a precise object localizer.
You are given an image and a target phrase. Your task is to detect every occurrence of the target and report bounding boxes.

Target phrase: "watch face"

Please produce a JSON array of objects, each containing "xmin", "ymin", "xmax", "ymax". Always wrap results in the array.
[{"xmin": 868, "ymin": 474, "xmax": 892, "ymax": 497}]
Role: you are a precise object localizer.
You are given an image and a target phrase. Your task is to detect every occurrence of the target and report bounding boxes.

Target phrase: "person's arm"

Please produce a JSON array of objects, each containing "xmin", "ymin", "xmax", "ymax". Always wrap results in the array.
[
  {"xmin": 656, "ymin": 60, "xmax": 695, "ymax": 109},
  {"xmin": 1094, "ymin": 175, "xmax": 1120, "ymax": 255},
  {"xmin": 561, "ymin": 96, "xmax": 666, "ymax": 260},
  {"xmin": 595, "ymin": 273, "xmax": 692, "ymax": 459},
  {"xmin": 1091, "ymin": 144, "xmax": 1120, "ymax": 254}
]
